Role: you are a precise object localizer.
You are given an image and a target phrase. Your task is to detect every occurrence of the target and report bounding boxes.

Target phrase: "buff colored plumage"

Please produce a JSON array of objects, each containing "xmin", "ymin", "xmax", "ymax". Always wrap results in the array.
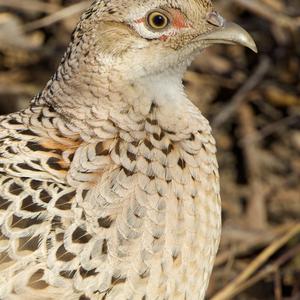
[{"xmin": 0, "ymin": 1, "xmax": 256, "ymax": 299}]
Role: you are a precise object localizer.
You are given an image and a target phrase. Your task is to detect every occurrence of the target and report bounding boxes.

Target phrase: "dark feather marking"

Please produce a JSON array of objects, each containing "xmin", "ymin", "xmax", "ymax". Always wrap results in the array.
[
  {"xmin": 40, "ymin": 190, "xmax": 52, "ymax": 203},
  {"xmin": 111, "ymin": 276, "xmax": 126, "ymax": 286},
  {"xmin": 28, "ymin": 269, "xmax": 49, "ymax": 290},
  {"xmin": 18, "ymin": 235, "xmax": 40, "ymax": 252},
  {"xmin": 60, "ymin": 270, "xmax": 77, "ymax": 279},
  {"xmin": 79, "ymin": 267, "xmax": 99, "ymax": 278},
  {"xmin": 72, "ymin": 227, "xmax": 92, "ymax": 244},
  {"xmin": 98, "ymin": 216, "xmax": 114, "ymax": 229},
  {"xmin": 56, "ymin": 244, "xmax": 76, "ymax": 262},
  {"xmin": 55, "ymin": 191, "xmax": 76, "ymax": 210},
  {"xmin": 11, "ymin": 214, "xmax": 43, "ymax": 229},
  {"xmin": 102, "ymin": 239, "xmax": 108, "ymax": 255},
  {"xmin": 21, "ymin": 196, "xmax": 46, "ymax": 212},
  {"xmin": 0, "ymin": 196, "xmax": 11, "ymax": 210},
  {"xmin": 9, "ymin": 183, "xmax": 23, "ymax": 195}
]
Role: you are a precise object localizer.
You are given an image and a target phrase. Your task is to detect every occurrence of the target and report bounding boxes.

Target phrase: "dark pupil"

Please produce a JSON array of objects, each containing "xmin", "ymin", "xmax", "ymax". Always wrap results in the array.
[{"xmin": 153, "ymin": 15, "xmax": 166, "ymax": 27}]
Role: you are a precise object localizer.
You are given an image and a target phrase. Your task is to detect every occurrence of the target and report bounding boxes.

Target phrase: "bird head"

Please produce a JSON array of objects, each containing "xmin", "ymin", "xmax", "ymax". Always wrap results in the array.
[{"xmin": 72, "ymin": 0, "xmax": 257, "ymax": 81}]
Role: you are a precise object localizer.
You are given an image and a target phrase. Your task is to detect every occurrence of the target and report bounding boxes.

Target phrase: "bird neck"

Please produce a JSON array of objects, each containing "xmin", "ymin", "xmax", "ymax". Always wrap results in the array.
[{"xmin": 35, "ymin": 64, "xmax": 204, "ymax": 138}]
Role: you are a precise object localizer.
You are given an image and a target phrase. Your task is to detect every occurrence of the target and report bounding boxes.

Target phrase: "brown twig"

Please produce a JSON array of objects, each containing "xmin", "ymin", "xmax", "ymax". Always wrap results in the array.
[
  {"xmin": 211, "ymin": 224, "xmax": 300, "ymax": 300},
  {"xmin": 212, "ymin": 57, "xmax": 271, "ymax": 128},
  {"xmin": 241, "ymin": 115, "xmax": 300, "ymax": 145},
  {"xmin": 23, "ymin": 1, "xmax": 90, "ymax": 32},
  {"xmin": 274, "ymin": 270, "xmax": 283, "ymax": 300},
  {"xmin": 232, "ymin": 0, "xmax": 300, "ymax": 29},
  {"xmin": 238, "ymin": 103, "xmax": 268, "ymax": 229},
  {"xmin": 217, "ymin": 242, "xmax": 300, "ymax": 299},
  {"xmin": 0, "ymin": 0, "xmax": 59, "ymax": 13}
]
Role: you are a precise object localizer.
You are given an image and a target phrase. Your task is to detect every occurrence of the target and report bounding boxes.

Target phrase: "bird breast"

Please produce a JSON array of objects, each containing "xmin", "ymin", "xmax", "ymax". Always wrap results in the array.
[{"xmin": 69, "ymin": 112, "xmax": 222, "ymax": 299}]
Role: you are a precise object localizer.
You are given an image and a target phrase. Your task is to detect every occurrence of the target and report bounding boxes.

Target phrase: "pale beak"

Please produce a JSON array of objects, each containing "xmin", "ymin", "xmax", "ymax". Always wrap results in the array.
[{"xmin": 200, "ymin": 12, "xmax": 258, "ymax": 53}]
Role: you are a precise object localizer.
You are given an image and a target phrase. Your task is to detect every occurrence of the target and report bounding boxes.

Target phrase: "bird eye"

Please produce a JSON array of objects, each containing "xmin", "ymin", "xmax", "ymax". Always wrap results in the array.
[{"xmin": 146, "ymin": 10, "xmax": 170, "ymax": 31}]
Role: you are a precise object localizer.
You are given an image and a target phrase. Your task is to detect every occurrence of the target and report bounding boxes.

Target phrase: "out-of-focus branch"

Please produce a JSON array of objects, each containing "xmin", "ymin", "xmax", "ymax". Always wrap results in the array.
[
  {"xmin": 211, "ymin": 224, "xmax": 300, "ymax": 300},
  {"xmin": 232, "ymin": 0, "xmax": 300, "ymax": 29},
  {"xmin": 212, "ymin": 57, "xmax": 271, "ymax": 128},
  {"xmin": 0, "ymin": 0, "xmax": 59, "ymax": 13},
  {"xmin": 23, "ymin": 1, "xmax": 90, "ymax": 32}
]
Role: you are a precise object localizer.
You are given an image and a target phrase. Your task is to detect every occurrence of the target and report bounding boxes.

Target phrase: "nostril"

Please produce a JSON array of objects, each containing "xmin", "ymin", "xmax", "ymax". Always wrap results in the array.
[{"xmin": 207, "ymin": 11, "xmax": 225, "ymax": 27}]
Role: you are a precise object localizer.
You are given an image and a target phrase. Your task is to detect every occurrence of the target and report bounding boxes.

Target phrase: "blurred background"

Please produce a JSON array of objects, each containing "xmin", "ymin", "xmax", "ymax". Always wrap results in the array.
[{"xmin": 0, "ymin": 0, "xmax": 299, "ymax": 299}]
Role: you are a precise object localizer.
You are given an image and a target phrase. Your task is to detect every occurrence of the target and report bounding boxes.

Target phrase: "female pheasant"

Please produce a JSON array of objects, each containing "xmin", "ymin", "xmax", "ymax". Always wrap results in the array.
[{"xmin": 0, "ymin": 0, "xmax": 256, "ymax": 299}]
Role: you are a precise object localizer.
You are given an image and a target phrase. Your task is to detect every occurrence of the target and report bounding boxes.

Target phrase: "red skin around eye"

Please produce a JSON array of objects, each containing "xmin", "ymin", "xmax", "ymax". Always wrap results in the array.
[
  {"xmin": 171, "ymin": 9, "xmax": 190, "ymax": 29},
  {"xmin": 135, "ymin": 9, "xmax": 192, "ymax": 41},
  {"xmin": 136, "ymin": 18, "xmax": 144, "ymax": 24},
  {"xmin": 159, "ymin": 35, "xmax": 168, "ymax": 41}
]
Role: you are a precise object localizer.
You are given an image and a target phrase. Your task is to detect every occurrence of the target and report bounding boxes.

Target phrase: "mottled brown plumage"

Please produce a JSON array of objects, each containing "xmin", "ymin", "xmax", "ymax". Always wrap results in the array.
[{"xmin": 0, "ymin": 1, "xmax": 256, "ymax": 299}]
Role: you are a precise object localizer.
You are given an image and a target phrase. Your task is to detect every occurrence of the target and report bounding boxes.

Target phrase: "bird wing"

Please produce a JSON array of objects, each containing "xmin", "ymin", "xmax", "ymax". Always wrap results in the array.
[
  {"xmin": 0, "ymin": 105, "xmax": 86, "ymax": 298},
  {"xmin": 0, "ymin": 105, "xmax": 135, "ymax": 299}
]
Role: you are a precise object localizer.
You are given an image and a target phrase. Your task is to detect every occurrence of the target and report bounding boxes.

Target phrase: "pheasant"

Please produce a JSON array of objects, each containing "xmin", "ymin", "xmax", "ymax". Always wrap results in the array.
[{"xmin": 0, "ymin": 0, "xmax": 256, "ymax": 299}]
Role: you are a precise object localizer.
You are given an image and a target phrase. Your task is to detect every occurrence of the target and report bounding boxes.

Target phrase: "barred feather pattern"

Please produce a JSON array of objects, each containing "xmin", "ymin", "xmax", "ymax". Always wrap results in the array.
[{"xmin": 0, "ymin": 100, "xmax": 221, "ymax": 300}]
